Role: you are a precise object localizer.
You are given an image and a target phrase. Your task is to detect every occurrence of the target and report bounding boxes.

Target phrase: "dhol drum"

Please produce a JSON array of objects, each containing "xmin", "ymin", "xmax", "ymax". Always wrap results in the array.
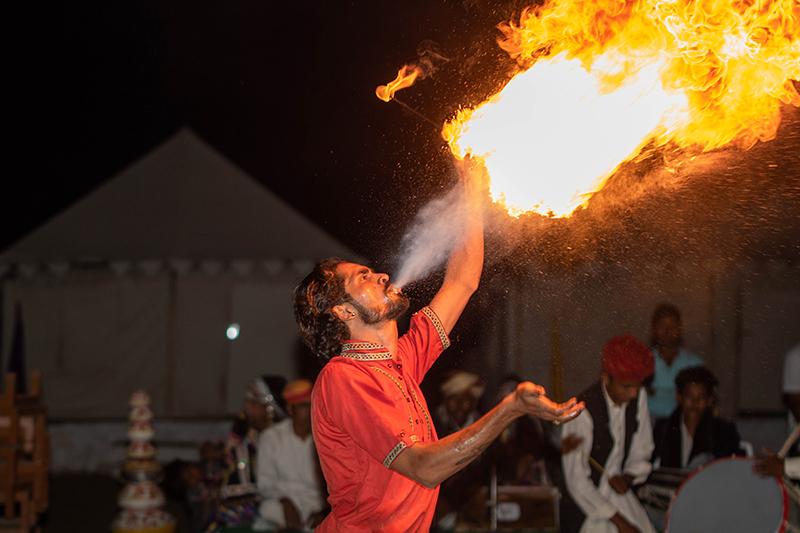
[{"xmin": 666, "ymin": 456, "xmax": 799, "ymax": 533}]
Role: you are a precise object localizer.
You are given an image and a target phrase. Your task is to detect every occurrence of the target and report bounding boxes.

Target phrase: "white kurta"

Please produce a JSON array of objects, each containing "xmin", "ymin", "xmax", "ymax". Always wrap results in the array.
[
  {"xmin": 562, "ymin": 385, "xmax": 656, "ymax": 533},
  {"xmin": 256, "ymin": 417, "xmax": 326, "ymax": 527}
]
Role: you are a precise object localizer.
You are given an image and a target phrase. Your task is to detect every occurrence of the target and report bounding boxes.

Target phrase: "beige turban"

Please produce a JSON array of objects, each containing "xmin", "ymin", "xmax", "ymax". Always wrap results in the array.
[{"xmin": 440, "ymin": 371, "xmax": 485, "ymax": 399}]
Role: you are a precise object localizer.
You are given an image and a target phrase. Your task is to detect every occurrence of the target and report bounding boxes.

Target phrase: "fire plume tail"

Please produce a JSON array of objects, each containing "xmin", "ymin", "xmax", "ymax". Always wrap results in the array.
[{"xmin": 376, "ymin": 65, "xmax": 422, "ymax": 102}]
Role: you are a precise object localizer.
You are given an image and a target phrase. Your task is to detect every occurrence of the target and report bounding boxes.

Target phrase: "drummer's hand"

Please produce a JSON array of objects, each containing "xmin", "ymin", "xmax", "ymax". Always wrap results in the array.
[
  {"xmin": 280, "ymin": 498, "xmax": 303, "ymax": 531},
  {"xmin": 610, "ymin": 513, "xmax": 640, "ymax": 533},
  {"xmin": 561, "ymin": 434, "xmax": 583, "ymax": 454},
  {"xmin": 753, "ymin": 447, "xmax": 785, "ymax": 478},
  {"xmin": 608, "ymin": 474, "xmax": 632, "ymax": 495},
  {"xmin": 515, "ymin": 382, "xmax": 585, "ymax": 423}
]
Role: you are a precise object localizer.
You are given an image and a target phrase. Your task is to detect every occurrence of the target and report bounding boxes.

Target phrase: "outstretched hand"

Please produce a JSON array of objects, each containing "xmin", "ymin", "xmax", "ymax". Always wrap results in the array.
[{"xmin": 515, "ymin": 382, "xmax": 584, "ymax": 423}]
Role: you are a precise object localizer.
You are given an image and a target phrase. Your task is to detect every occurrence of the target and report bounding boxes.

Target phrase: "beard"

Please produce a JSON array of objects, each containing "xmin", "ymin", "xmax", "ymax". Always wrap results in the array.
[{"xmin": 350, "ymin": 291, "xmax": 410, "ymax": 325}]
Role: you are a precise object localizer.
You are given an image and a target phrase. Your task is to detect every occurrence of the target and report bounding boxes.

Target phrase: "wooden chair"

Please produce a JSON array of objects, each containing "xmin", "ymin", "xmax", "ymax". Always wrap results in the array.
[
  {"xmin": 10, "ymin": 373, "xmax": 49, "ymax": 514},
  {"xmin": 0, "ymin": 447, "xmax": 36, "ymax": 533},
  {"xmin": 0, "ymin": 372, "xmax": 49, "ymax": 530}
]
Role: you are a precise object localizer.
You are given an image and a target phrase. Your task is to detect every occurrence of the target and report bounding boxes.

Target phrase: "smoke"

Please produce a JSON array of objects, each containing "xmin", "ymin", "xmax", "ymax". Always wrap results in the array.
[{"xmin": 393, "ymin": 184, "xmax": 470, "ymax": 289}]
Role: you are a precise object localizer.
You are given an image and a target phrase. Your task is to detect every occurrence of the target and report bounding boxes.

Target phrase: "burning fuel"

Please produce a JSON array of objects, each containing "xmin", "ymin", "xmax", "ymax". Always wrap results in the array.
[
  {"xmin": 379, "ymin": 0, "xmax": 800, "ymax": 219},
  {"xmin": 446, "ymin": 0, "xmax": 800, "ymax": 217},
  {"xmin": 376, "ymin": 65, "xmax": 422, "ymax": 102}
]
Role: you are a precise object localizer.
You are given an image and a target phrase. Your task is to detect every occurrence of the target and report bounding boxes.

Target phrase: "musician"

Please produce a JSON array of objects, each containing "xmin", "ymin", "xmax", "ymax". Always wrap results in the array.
[
  {"xmin": 653, "ymin": 366, "xmax": 744, "ymax": 469},
  {"xmin": 292, "ymin": 165, "xmax": 584, "ymax": 533},
  {"xmin": 561, "ymin": 334, "xmax": 656, "ymax": 533}
]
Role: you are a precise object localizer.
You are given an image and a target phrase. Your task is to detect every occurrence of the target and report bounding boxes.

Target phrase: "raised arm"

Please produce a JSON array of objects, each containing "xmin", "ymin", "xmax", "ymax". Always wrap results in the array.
[
  {"xmin": 428, "ymin": 158, "xmax": 486, "ymax": 334},
  {"xmin": 390, "ymin": 382, "xmax": 583, "ymax": 488}
]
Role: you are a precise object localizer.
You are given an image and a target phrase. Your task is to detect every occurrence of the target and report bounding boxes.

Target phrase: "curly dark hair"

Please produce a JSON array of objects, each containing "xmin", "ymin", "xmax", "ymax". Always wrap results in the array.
[
  {"xmin": 675, "ymin": 366, "xmax": 718, "ymax": 397},
  {"xmin": 293, "ymin": 257, "xmax": 352, "ymax": 364}
]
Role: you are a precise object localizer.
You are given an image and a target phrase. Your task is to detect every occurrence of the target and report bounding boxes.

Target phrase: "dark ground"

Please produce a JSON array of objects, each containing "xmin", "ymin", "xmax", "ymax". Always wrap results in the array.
[{"xmin": 41, "ymin": 474, "xmax": 189, "ymax": 533}]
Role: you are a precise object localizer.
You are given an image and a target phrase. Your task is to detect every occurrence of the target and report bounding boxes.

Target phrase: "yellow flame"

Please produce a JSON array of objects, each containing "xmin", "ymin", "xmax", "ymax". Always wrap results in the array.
[
  {"xmin": 443, "ymin": 0, "xmax": 800, "ymax": 217},
  {"xmin": 376, "ymin": 65, "xmax": 422, "ymax": 102}
]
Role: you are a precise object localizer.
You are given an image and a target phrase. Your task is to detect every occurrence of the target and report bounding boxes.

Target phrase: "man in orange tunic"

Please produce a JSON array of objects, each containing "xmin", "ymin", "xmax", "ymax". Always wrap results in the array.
[{"xmin": 293, "ymin": 167, "xmax": 584, "ymax": 532}]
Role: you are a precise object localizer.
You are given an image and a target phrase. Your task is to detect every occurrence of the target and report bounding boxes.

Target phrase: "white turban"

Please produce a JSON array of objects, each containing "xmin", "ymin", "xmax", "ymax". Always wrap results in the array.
[{"xmin": 440, "ymin": 371, "xmax": 485, "ymax": 399}]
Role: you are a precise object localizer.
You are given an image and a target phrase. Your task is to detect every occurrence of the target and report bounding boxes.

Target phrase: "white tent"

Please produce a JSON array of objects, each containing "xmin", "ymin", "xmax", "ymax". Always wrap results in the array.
[{"xmin": 0, "ymin": 128, "xmax": 363, "ymax": 418}]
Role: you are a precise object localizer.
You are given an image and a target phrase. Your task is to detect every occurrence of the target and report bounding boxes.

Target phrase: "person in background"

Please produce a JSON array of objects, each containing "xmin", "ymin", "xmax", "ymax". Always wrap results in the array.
[
  {"xmin": 647, "ymin": 303, "xmax": 703, "ymax": 423},
  {"xmin": 432, "ymin": 371, "xmax": 487, "ymax": 530},
  {"xmin": 207, "ymin": 376, "xmax": 285, "ymax": 532},
  {"xmin": 653, "ymin": 366, "xmax": 744, "ymax": 470},
  {"xmin": 490, "ymin": 374, "xmax": 569, "ymax": 487},
  {"xmin": 561, "ymin": 334, "xmax": 656, "ymax": 533},
  {"xmin": 254, "ymin": 379, "xmax": 328, "ymax": 531},
  {"xmin": 434, "ymin": 371, "xmax": 485, "ymax": 438},
  {"xmin": 754, "ymin": 342, "xmax": 800, "ymax": 480}
]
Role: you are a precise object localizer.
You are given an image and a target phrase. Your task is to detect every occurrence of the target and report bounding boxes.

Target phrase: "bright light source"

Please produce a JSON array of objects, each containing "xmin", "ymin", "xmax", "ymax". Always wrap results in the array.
[{"xmin": 226, "ymin": 323, "xmax": 240, "ymax": 340}]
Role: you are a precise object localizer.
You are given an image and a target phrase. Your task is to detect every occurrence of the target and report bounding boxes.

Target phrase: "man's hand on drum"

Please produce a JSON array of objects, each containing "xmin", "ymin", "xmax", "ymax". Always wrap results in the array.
[
  {"xmin": 753, "ymin": 447, "xmax": 785, "ymax": 478},
  {"xmin": 608, "ymin": 474, "xmax": 634, "ymax": 495},
  {"xmin": 610, "ymin": 512, "xmax": 641, "ymax": 533},
  {"xmin": 514, "ymin": 382, "xmax": 585, "ymax": 423}
]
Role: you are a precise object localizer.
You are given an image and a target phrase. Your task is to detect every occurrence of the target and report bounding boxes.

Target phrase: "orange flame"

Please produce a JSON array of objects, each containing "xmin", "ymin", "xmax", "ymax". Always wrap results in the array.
[
  {"xmin": 443, "ymin": 0, "xmax": 800, "ymax": 218},
  {"xmin": 376, "ymin": 65, "xmax": 422, "ymax": 102}
]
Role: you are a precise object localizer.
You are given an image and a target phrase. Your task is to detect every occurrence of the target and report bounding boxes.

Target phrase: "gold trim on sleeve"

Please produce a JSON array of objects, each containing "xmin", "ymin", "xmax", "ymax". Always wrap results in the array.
[
  {"xmin": 421, "ymin": 307, "xmax": 450, "ymax": 349},
  {"xmin": 383, "ymin": 441, "xmax": 407, "ymax": 468}
]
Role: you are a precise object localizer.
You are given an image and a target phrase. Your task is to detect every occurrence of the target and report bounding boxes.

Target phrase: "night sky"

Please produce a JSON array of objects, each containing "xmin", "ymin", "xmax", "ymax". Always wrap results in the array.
[{"xmin": 8, "ymin": 0, "xmax": 800, "ymax": 271}]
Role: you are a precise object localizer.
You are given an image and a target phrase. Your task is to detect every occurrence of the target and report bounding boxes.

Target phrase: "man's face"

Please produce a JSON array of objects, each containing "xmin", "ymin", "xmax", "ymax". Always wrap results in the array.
[
  {"xmin": 445, "ymin": 391, "xmax": 478, "ymax": 427},
  {"xmin": 244, "ymin": 398, "xmax": 273, "ymax": 432},
  {"xmin": 602, "ymin": 373, "xmax": 644, "ymax": 405},
  {"xmin": 288, "ymin": 401, "xmax": 312, "ymax": 434},
  {"xmin": 677, "ymin": 382, "xmax": 713, "ymax": 425},
  {"xmin": 653, "ymin": 315, "xmax": 682, "ymax": 349},
  {"xmin": 336, "ymin": 262, "xmax": 409, "ymax": 324}
]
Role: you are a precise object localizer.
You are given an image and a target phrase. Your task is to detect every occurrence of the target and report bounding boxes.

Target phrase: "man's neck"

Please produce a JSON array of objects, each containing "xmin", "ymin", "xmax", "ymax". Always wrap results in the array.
[
  {"xmin": 681, "ymin": 414, "xmax": 699, "ymax": 438},
  {"xmin": 348, "ymin": 320, "xmax": 400, "ymax": 359},
  {"xmin": 293, "ymin": 419, "xmax": 311, "ymax": 440},
  {"xmin": 659, "ymin": 345, "xmax": 679, "ymax": 366}
]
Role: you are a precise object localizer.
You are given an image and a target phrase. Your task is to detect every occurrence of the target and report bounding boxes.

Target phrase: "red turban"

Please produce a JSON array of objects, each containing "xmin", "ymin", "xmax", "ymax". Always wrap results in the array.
[
  {"xmin": 283, "ymin": 379, "xmax": 313, "ymax": 404},
  {"xmin": 602, "ymin": 334, "xmax": 654, "ymax": 382}
]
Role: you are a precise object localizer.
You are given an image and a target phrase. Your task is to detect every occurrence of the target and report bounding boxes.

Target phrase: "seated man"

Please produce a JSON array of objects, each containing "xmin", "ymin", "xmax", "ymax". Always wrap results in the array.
[
  {"xmin": 434, "ymin": 370, "xmax": 485, "ymax": 437},
  {"xmin": 208, "ymin": 376, "xmax": 285, "ymax": 532},
  {"xmin": 255, "ymin": 379, "xmax": 328, "ymax": 531},
  {"xmin": 561, "ymin": 334, "xmax": 656, "ymax": 533},
  {"xmin": 653, "ymin": 366, "xmax": 744, "ymax": 469}
]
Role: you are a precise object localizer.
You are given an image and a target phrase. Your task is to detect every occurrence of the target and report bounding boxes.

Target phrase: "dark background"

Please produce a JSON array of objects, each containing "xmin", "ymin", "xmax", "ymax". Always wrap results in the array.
[{"xmin": 7, "ymin": 0, "xmax": 800, "ymax": 274}]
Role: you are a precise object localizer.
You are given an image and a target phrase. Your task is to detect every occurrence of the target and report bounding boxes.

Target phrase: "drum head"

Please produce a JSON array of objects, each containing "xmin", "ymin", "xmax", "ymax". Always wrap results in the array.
[{"xmin": 666, "ymin": 456, "xmax": 787, "ymax": 533}]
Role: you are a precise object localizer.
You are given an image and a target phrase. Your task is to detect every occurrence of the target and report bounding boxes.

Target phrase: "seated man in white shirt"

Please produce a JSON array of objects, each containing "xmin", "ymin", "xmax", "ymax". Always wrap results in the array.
[
  {"xmin": 254, "ymin": 379, "xmax": 328, "ymax": 531},
  {"xmin": 560, "ymin": 334, "xmax": 656, "ymax": 533}
]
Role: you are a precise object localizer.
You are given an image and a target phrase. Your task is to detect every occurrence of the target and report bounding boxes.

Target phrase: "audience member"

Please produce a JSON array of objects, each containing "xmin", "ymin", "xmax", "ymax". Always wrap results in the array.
[
  {"xmin": 491, "ymin": 374, "xmax": 564, "ymax": 487},
  {"xmin": 164, "ymin": 460, "xmax": 215, "ymax": 533},
  {"xmin": 207, "ymin": 376, "xmax": 285, "ymax": 532},
  {"xmin": 254, "ymin": 379, "xmax": 328, "ymax": 531},
  {"xmin": 647, "ymin": 303, "xmax": 703, "ymax": 422},
  {"xmin": 653, "ymin": 366, "xmax": 744, "ymax": 470},
  {"xmin": 434, "ymin": 371, "xmax": 485, "ymax": 437},
  {"xmin": 432, "ymin": 371, "xmax": 487, "ymax": 530},
  {"xmin": 561, "ymin": 334, "xmax": 656, "ymax": 533}
]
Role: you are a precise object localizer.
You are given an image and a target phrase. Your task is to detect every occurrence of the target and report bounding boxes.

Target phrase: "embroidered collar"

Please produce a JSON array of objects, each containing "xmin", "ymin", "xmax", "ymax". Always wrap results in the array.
[{"xmin": 339, "ymin": 341, "xmax": 392, "ymax": 361}]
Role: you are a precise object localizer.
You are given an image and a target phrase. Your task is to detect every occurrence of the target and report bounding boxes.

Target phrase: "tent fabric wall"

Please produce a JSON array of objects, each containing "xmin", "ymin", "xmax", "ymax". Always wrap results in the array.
[
  {"xmin": 2, "ymin": 271, "xmax": 170, "ymax": 418},
  {"xmin": 1, "ymin": 268, "xmax": 310, "ymax": 419}
]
